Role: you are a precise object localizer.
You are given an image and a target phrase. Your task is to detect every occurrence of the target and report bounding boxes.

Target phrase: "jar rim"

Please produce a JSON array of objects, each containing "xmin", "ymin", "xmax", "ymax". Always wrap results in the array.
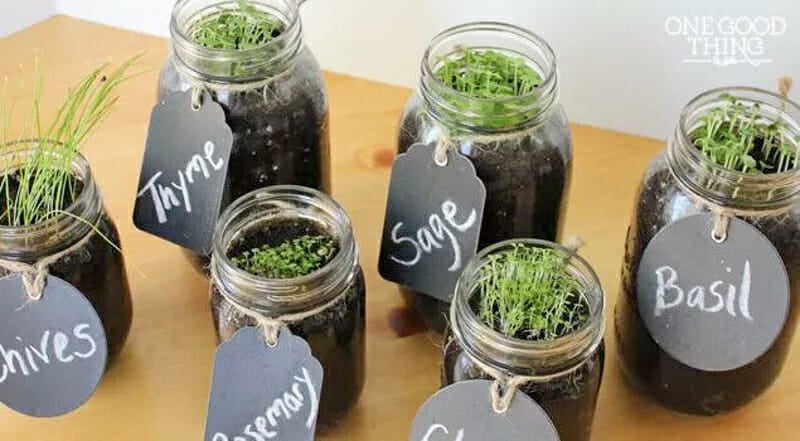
[
  {"xmin": 422, "ymin": 21, "xmax": 557, "ymax": 105},
  {"xmin": 211, "ymin": 185, "xmax": 358, "ymax": 313},
  {"xmin": 451, "ymin": 238, "xmax": 605, "ymax": 374},
  {"xmin": 669, "ymin": 86, "xmax": 800, "ymax": 210},
  {"xmin": 169, "ymin": 0, "xmax": 304, "ymax": 82},
  {"xmin": 0, "ymin": 144, "xmax": 97, "ymax": 236},
  {"xmin": 171, "ymin": 0, "xmax": 300, "ymax": 56},
  {"xmin": 677, "ymin": 86, "xmax": 800, "ymax": 180}
]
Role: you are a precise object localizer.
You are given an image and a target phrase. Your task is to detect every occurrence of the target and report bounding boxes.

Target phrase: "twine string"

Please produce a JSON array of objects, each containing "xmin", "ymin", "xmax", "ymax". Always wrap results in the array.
[
  {"xmin": 462, "ymin": 345, "xmax": 589, "ymax": 414},
  {"xmin": 0, "ymin": 229, "xmax": 95, "ymax": 301}
]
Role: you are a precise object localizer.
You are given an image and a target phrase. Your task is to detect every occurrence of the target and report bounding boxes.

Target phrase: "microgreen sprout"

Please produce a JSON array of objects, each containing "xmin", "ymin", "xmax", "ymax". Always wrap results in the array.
[
  {"xmin": 691, "ymin": 93, "xmax": 800, "ymax": 174},
  {"xmin": 435, "ymin": 48, "xmax": 542, "ymax": 99},
  {"xmin": 0, "ymin": 56, "xmax": 140, "ymax": 227},
  {"xmin": 473, "ymin": 244, "xmax": 589, "ymax": 341},
  {"xmin": 434, "ymin": 48, "xmax": 543, "ymax": 130},
  {"xmin": 231, "ymin": 234, "xmax": 338, "ymax": 278},
  {"xmin": 191, "ymin": 0, "xmax": 284, "ymax": 50}
]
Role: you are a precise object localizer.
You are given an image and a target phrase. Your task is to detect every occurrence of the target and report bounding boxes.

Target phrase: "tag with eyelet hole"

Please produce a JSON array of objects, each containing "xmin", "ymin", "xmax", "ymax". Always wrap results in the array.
[
  {"xmin": 0, "ymin": 275, "xmax": 107, "ymax": 418},
  {"xmin": 133, "ymin": 90, "xmax": 233, "ymax": 255},
  {"xmin": 204, "ymin": 327, "xmax": 324, "ymax": 441},
  {"xmin": 409, "ymin": 380, "xmax": 560, "ymax": 441},
  {"xmin": 637, "ymin": 213, "xmax": 790, "ymax": 371},
  {"xmin": 378, "ymin": 143, "xmax": 486, "ymax": 302}
]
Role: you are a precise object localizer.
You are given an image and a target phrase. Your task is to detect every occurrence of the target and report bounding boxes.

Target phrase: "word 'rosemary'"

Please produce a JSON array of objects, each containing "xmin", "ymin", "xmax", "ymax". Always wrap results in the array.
[
  {"xmin": 191, "ymin": 0, "xmax": 284, "ymax": 50},
  {"xmin": 1, "ymin": 58, "xmax": 139, "ymax": 226},
  {"xmin": 231, "ymin": 235, "xmax": 338, "ymax": 279},
  {"xmin": 474, "ymin": 244, "xmax": 589, "ymax": 341},
  {"xmin": 691, "ymin": 94, "xmax": 800, "ymax": 174}
]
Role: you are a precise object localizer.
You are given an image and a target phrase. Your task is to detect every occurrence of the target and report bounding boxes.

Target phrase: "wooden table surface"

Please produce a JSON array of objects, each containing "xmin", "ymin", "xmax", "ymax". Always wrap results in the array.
[{"xmin": 0, "ymin": 16, "xmax": 798, "ymax": 441}]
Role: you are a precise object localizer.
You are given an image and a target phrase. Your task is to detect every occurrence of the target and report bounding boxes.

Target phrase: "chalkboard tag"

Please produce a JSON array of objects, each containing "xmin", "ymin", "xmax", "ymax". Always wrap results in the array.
[
  {"xmin": 204, "ymin": 327, "xmax": 324, "ymax": 441},
  {"xmin": 637, "ymin": 214, "xmax": 790, "ymax": 372},
  {"xmin": 409, "ymin": 380, "xmax": 560, "ymax": 441},
  {"xmin": 379, "ymin": 143, "xmax": 486, "ymax": 302},
  {"xmin": 133, "ymin": 90, "xmax": 233, "ymax": 254},
  {"xmin": 0, "ymin": 275, "xmax": 108, "ymax": 417}
]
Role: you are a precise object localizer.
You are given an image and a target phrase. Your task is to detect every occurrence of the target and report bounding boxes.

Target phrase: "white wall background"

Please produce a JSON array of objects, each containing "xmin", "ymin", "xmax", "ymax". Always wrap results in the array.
[{"xmin": 4, "ymin": 0, "xmax": 800, "ymax": 140}]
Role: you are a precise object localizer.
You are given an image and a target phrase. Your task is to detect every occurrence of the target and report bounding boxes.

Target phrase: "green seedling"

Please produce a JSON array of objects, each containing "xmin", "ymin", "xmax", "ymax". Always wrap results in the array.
[
  {"xmin": 692, "ymin": 93, "xmax": 800, "ymax": 174},
  {"xmin": 1, "ymin": 56, "xmax": 140, "ymax": 226},
  {"xmin": 191, "ymin": 0, "xmax": 284, "ymax": 50},
  {"xmin": 473, "ymin": 244, "xmax": 589, "ymax": 341},
  {"xmin": 434, "ymin": 48, "xmax": 543, "ymax": 130},
  {"xmin": 231, "ymin": 234, "xmax": 338, "ymax": 279}
]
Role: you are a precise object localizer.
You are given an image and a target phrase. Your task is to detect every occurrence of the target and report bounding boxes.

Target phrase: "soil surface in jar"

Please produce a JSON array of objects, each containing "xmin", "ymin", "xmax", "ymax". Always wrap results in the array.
[
  {"xmin": 397, "ymin": 118, "xmax": 571, "ymax": 333},
  {"xmin": 211, "ymin": 217, "xmax": 365, "ymax": 431},
  {"xmin": 0, "ymin": 173, "xmax": 133, "ymax": 364},
  {"xmin": 616, "ymin": 166, "xmax": 800, "ymax": 415},
  {"xmin": 443, "ymin": 337, "xmax": 605, "ymax": 441}
]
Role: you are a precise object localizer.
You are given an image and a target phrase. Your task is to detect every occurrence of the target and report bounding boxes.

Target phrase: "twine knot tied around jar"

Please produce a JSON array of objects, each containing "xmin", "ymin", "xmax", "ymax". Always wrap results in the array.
[{"xmin": 0, "ymin": 229, "xmax": 95, "ymax": 301}]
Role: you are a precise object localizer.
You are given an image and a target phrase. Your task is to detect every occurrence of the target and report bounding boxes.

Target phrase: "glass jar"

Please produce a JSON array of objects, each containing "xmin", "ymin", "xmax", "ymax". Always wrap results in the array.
[
  {"xmin": 616, "ymin": 87, "xmax": 800, "ymax": 415},
  {"xmin": 397, "ymin": 22, "xmax": 572, "ymax": 332},
  {"xmin": 443, "ymin": 239, "xmax": 605, "ymax": 441},
  {"xmin": 209, "ymin": 186, "xmax": 365, "ymax": 431},
  {"xmin": 160, "ymin": 0, "xmax": 330, "ymax": 269},
  {"xmin": 0, "ymin": 148, "xmax": 133, "ymax": 363}
]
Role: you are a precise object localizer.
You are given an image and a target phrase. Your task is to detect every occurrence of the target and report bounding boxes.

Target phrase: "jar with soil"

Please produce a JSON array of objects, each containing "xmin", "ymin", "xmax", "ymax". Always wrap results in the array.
[
  {"xmin": 159, "ymin": 0, "xmax": 330, "ymax": 270},
  {"xmin": 209, "ymin": 185, "xmax": 365, "ymax": 431},
  {"xmin": 397, "ymin": 22, "xmax": 573, "ymax": 333},
  {"xmin": 443, "ymin": 239, "xmax": 605, "ymax": 441},
  {"xmin": 0, "ymin": 148, "xmax": 133, "ymax": 363},
  {"xmin": 616, "ymin": 87, "xmax": 800, "ymax": 415}
]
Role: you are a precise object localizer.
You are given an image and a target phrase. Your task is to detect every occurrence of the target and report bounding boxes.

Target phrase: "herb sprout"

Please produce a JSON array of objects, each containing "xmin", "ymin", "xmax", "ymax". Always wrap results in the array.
[
  {"xmin": 231, "ymin": 234, "xmax": 338, "ymax": 278},
  {"xmin": 473, "ymin": 244, "xmax": 589, "ymax": 341},
  {"xmin": 0, "ymin": 57, "xmax": 139, "ymax": 226},
  {"xmin": 691, "ymin": 93, "xmax": 800, "ymax": 174},
  {"xmin": 191, "ymin": 0, "xmax": 284, "ymax": 50},
  {"xmin": 434, "ymin": 48, "xmax": 542, "ymax": 130},
  {"xmin": 435, "ymin": 48, "xmax": 542, "ymax": 99}
]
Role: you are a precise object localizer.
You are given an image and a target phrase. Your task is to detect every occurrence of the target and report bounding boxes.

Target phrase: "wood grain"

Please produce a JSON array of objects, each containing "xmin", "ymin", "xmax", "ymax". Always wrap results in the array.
[{"xmin": 0, "ymin": 16, "xmax": 797, "ymax": 440}]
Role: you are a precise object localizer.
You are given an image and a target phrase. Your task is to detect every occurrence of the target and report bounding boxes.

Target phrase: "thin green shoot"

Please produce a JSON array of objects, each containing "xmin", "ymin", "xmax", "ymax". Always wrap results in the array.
[
  {"xmin": 1, "ymin": 55, "xmax": 141, "ymax": 227},
  {"xmin": 191, "ymin": 0, "xmax": 284, "ymax": 50},
  {"xmin": 435, "ymin": 48, "xmax": 542, "ymax": 99},
  {"xmin": 473, "ymin": 244, "xmax": 589, "ymax": 341},
  {"xmin": 231, "ymin": 234, "xmax": 338, "ymax": 278},
  {"xmin": 691, "ymin": 93, "xmax": 800, "ymax": 174}
]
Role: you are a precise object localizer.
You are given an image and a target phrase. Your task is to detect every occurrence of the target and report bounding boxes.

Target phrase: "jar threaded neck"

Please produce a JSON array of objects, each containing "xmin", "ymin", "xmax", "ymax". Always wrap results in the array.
[{"xmin": 668, "ymin": 86, "xmax": 800, "ymax": 212}]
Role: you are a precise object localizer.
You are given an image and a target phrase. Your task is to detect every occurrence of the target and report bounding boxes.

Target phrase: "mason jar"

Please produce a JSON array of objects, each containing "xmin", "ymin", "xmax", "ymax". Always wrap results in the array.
[
  {"xmin": 397, "ymin": 22, "xmax": 573, "ymax": 333},
  {"xmin": 443, "ymin": 239, "xmax": 605, "ymax": 441},
  {"xmin": 160, "ymin": 0, "xmax": 330, "ymax": 269},
  {"xmin": 209, "ymin": 186, "xmax": 365, "ymax": 430},
  {"xmin": 0, "ymin": 148, "xmax": 133, "ymax": 362},
  {"xmin": 616, "ymin": 87, "xmax": 800, "ymax": 415}
]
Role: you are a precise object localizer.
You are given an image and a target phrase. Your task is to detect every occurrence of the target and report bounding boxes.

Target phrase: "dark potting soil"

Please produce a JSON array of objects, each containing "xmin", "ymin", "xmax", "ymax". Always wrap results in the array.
[
  {"xmin": 615, "ymin": 165, "xmax": 800, "ymax": 415},
  {"xmin": 211, "ymin": 218, "xmax": 365, "ymax": 430},
  {"xmin": 397, "ymin": 116, "xmax": 572, "ymax": 333},
  {"xmin": 0, "ymin": 176, "xmax": 132, "ymax": 364},
  {"xmin": 442, "ymin": 337, "xmax": 604, "ymax": 441}
]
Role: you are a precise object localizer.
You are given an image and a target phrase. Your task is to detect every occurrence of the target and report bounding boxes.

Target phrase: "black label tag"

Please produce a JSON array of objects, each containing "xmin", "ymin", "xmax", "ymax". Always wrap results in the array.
[
  {"xmin": 133, "ymin": 90, "xmax": 233, "ymax": 254},
  {"xmin": 637, "ymin": 214, "xmax": 790, "ymax": 371},
  {"xmin": 379, "ymin": 143, "xmax": 486, "ymax": 302},
  {"xmin": 409, "ymin": 380, "xmax": 560, "ymax": 441},
  {"xmin": 0, "ymin": 275, "xmax": 107, "ymax": 417},
  {"xmin": 204, "ymin": 327, "xmax": 324, "ymax": 441}
]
